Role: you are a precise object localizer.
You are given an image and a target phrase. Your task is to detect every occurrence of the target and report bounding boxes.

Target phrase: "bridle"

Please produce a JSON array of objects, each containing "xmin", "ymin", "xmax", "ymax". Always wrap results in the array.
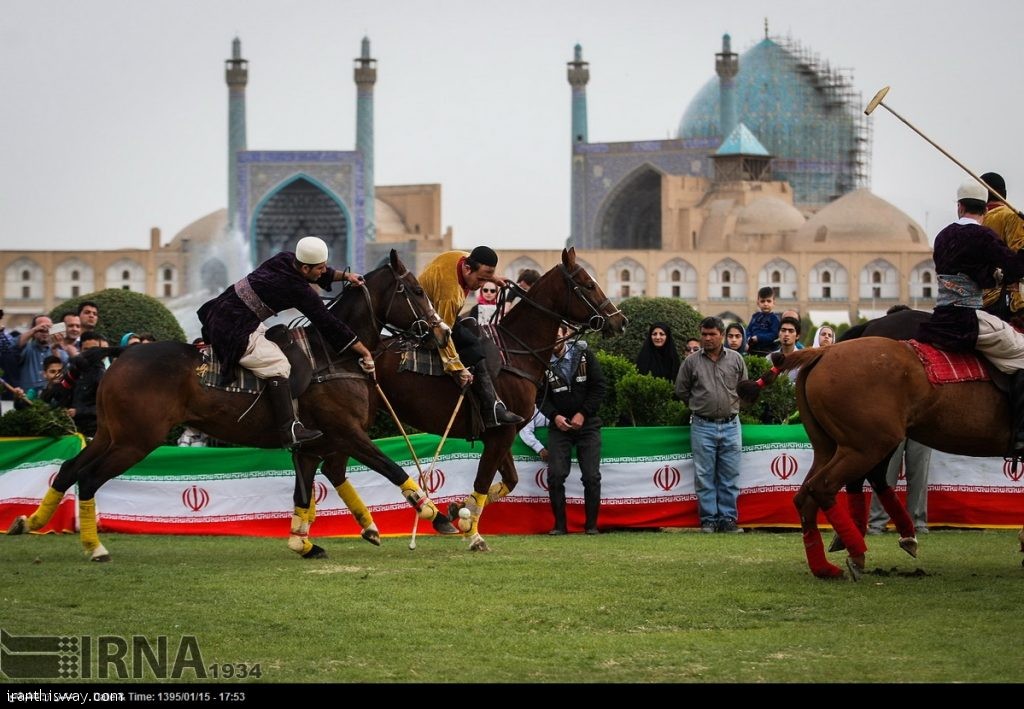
[
  {"xmin": 362, "ymin": 262, "xmax": 445, "ymax": 346},
  {"xmin": 319, "ymin": 262, "xmax": 445, "ymax": 347},
  {"xmin": 493, "ymin": 262, "xmax": 622, "ymax": 376}
]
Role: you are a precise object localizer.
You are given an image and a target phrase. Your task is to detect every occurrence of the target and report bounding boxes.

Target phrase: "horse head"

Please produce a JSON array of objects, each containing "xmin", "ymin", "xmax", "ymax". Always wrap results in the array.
[
  {"xmin": 552, "ymin": 247, "xmax": 628, "ymax": 337},
  {"xmin": 356, "ymin": 249, "xmax": 449, "ymax": 349}
]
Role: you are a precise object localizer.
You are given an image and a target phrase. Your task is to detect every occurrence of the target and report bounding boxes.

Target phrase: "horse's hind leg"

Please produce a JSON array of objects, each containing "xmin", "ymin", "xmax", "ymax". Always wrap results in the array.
[
  {"xmin": 75, "ymin": 441, "xmax": 160, "ymax": 562},
  {"xmin": 320, "ymin": 456, "xmax": 380, "ymax": 546},
  {"xmin": 8, "ymin": 435, "xmax": 113, "ymax": 535},
  {"xmin": 289, "ymin": 452, "xmax": 327, "ymax": 559}
]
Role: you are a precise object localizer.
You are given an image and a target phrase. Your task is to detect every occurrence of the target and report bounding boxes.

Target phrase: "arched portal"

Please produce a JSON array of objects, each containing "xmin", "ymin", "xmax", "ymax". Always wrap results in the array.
[
  {"xmin": 596, "ymin": 165, "xmax": 662, "ymax": 249},
  {"xmin": 252, "ymin": 177, "xmax": 350, "ymax": 265}
]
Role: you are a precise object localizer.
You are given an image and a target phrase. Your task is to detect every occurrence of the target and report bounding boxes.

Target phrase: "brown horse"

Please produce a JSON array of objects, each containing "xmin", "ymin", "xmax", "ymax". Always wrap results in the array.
[
  {"xmin": 8, "ymin": 250, "xmax": 458, "ymax": 561},
  {"xmin": 314, "ymin": 248, "xmax": 627, "ymax": 551},
  {"xmin": 745, "ymin": 336, "xmax": 1016, "ymax": 579}
]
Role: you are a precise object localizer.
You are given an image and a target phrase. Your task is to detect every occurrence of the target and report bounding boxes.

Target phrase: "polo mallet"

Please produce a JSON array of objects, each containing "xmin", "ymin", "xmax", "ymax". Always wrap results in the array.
[
  {"xmin": 408, "ymin": 391, "xmax": 465, "ymax": 550},
  {"xmin": 865, "ymin": 86, "xmax": 1024, "ymax": 218},
  {"xmin": 0, "ymin": 376, "xmax": 27, "ymax": 401},
  {"xmin": 373, "ymin": 383, "xmax": 428, "ymax": 545}
]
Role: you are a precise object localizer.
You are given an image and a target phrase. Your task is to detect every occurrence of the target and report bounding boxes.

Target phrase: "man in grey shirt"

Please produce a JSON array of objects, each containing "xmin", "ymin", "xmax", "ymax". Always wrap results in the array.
[{"xmin": 675, "ymin": 316, "xmax": 748, "ymax": 533}]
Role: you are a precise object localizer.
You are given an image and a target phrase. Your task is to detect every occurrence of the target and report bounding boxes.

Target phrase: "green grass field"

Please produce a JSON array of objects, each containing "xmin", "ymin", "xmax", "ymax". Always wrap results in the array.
[{"xmin": 2, "ymin": 528, "xmax": 1023, "ymax": 683}]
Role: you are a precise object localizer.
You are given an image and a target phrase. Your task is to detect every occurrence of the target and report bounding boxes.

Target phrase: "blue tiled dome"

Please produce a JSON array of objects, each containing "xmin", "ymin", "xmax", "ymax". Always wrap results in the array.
[{"xmin": 678, "ymin": 38, "xmax": 863, "ymax": 206}]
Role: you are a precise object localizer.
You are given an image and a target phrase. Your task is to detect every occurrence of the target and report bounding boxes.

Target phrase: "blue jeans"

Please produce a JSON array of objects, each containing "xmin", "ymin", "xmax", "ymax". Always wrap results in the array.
[{"xmin": 689, "ymin": 417, "xmax": 742, "ymax": 527}]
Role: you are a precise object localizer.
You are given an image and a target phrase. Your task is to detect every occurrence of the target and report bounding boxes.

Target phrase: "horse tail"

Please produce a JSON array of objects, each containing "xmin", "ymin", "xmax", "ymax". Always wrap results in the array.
[{"xmin": 737, "ymin": 349, "xmax": 826, "ymax": 404}]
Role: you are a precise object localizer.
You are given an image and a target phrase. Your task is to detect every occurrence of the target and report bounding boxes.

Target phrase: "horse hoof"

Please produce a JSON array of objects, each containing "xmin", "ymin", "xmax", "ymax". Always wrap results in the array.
[
  {"xmin": 302, "ymin": 544, "xmax": 328, "ymax": 560},
  {"xmin": 361, "ymin": 528, "xmax": 381, "ymax": 547},
  {"xmin": 90, "ymin": 553, "xmax": 112, "ymax": 563},
  {"xmin": 7, "ymin": 515, "xmax": 28, "ymax": 535},
  {"xmin": 827, "ymin": 534, "xmax": 845, "ymax": 553},
  {"xmin": 432, "ymin": 515, "xmax": 459, "ymax": 535},
  {"xmin": 846, "ymin": 557, "xmax": 864, "ymax": 582},
  {"xmin": 898, "ymin": 536, "xmax": 918, "ymax": 559},
  {"xmin": 468, "ymin": 535, "xmax": 490, "ymax": 552},
  {"xmin": 813, "ymin": 563, "xmax": 844, "ymax": 579}
]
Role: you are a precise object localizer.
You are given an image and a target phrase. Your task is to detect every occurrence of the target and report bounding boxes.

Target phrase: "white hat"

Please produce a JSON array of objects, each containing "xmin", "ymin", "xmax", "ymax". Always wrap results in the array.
[
  {"xmin": 957, "ymin": 181, "xmax": 987, "ymax": 203},
  {"xmin": 295, "ymin": 236, "xmax": 329, "ymax": 265}
]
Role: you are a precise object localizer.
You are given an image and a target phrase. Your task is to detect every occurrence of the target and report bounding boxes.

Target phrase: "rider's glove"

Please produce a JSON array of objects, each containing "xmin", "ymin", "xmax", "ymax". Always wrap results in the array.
[{"xmin": 359, "ymin": 357, "xmax": 376, "ymax": 378}]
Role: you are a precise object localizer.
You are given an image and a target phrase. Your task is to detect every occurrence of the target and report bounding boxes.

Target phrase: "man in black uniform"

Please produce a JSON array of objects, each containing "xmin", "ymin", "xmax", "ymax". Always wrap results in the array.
[{"xmin": 539, "ymin": 325, "xmax": 607, "ymax": 535}]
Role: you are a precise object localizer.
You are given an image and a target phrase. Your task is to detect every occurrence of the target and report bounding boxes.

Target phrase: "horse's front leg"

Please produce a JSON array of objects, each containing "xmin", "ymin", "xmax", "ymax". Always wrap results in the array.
[
  {"xmin": 320, "ymin": 455, "xmax": 380, "ymax": 546},
  {"xmin": 291, "ymin": 452, "xmax": 327, "ymax": 559}
]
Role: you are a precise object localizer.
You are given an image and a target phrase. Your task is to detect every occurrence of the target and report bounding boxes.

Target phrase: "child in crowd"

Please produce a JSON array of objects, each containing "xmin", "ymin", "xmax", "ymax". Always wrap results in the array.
[
  {"xmin": 746, "ymin": 286, "xmax": 780, "ymax": 356},
  {"xmin": 26, "ymin": 355, "xmax": 64, "ymax": 402}
]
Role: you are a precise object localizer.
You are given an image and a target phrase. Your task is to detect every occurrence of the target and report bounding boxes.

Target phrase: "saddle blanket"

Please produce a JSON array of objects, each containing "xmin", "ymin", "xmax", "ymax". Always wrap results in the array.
[
  {"xmin": 197, "ymin": 329, "xmax": 316, "ymax": 394},
  {"xmin": 906, "ymin": 339, "xmax": 989, "ymax": 385}
]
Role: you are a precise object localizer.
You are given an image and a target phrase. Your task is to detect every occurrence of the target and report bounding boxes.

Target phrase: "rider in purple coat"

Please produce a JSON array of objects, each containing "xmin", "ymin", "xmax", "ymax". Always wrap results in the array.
[{"xmin": 198, "ymin": 236, "xmax": 374, "ymax": 449}]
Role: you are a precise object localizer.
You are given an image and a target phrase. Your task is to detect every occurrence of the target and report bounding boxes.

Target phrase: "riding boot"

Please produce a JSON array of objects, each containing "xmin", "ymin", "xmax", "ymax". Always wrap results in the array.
[
  {"xmin": 266, "ymin": 377, "xmax": 323, "ymax": 449},
  {"xmin": 472, "ymin": 366, "xmax": 524, "ymax": 428},
  {"xmin": 1012, "ymin": 371, "xmax": 1024, "ymax": 452},
  {"xmin": 583, "ymin": 487, "xmax": 601, "ymax": 534},
  {"xmin": 548, "ymin": 487, "xmax": 567, "ymax": 535}
]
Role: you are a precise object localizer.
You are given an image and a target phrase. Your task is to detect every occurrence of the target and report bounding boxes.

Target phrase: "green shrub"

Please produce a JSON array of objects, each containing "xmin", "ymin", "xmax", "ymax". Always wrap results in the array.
[
  {"xmin": 741, "ymin": 354, "xmax": 797, "ymax": 424},
  {"xmin": 587, "ymin": 297, "xmax": 703, "ymax": 363},
  {"xmin": 592, "ymin": 350, "xmax": 636, "ymax": 426},
  {"xmin": 51, "ymin": 289, "xmax": 186, "ymax": 345},
  {"xmin": 615, "ymin": 372, "xmax": 690, "ymax": 426},
  {"xmin": 0, "ymin": 401, "xmax": 77, "ymax": 438}
]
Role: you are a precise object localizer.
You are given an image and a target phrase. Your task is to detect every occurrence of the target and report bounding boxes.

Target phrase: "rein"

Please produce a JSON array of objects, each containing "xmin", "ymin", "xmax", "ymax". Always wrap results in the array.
[
  {"xmin": 489, "ymin": 263, "xmax": 620, "ymax": 380},
  {"xmin": 294, "ymin": 262, "xmax": 445, "ymax": 381}
]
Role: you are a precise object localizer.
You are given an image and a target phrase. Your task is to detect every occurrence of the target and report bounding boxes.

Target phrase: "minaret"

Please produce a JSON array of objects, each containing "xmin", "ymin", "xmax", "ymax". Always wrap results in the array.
[
  {"xmin": 715, "ymin": 33, "xmax": 739, "ymax": 141},
  {"xmin": 225, "ymin": 37, "xmax": 248, "ymax": 231},
  {"xmin": 567, "ymin": 44, "xmax": 589, "ymax": 246},
  {"xmin": 354, "ymin": 36, "xmax": 377, "ymax": 248}
]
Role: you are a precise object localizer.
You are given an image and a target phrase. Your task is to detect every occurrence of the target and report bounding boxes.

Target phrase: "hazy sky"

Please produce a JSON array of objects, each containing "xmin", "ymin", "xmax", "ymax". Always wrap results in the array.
[{"xmin": 2, "ymin": 0, "xmax": 1023, "ymax": 254}]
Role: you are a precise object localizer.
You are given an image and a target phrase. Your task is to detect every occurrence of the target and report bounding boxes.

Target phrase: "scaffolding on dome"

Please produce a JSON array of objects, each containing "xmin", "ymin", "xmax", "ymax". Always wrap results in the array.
[{"xmin": 772, "ymin": 34, "xmax": 872, "ymax": 198}]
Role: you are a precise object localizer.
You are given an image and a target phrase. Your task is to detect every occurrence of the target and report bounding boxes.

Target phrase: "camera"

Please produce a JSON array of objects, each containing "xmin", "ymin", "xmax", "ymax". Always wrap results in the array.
[{"xmin": 49, "ymin": 322, "xmax": 67, "ymax": 336}]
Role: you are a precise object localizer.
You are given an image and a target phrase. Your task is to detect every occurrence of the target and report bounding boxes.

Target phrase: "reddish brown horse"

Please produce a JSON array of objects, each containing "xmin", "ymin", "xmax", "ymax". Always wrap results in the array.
[
  {"xmin": 8, "ymin": 250, "xmax": 458, "ymax": 561},
  {"xmin": 746, "ymin": 336, "xmax": 1017, "ymax": 579},
  {"xmin": 364, "ymin": 247, "xmax": 627, "ymax": 551}
]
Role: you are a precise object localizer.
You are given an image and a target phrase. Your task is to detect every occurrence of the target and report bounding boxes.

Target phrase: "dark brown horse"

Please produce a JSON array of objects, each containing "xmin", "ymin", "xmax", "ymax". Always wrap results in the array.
[
  {"xmin": 8, "ymin": 250, "xmax": 458, "ymax": 561},
  {"xmin": 744, "ymin": 336, "xmax": 1017, "ymax": 579},
  {"xmin": 315, "ymin": 248, "xmax": 628, "ymax": 551}
]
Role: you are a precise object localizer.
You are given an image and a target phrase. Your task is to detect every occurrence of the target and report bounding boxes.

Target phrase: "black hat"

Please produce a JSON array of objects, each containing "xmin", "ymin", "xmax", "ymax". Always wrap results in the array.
[
  {"xmin": 468, "ymin": 246, "xmax": 498, "ymax": 267},
  {"xmin": 981, "ymin": 172, "xmax": 1006, "ymax": 201}
]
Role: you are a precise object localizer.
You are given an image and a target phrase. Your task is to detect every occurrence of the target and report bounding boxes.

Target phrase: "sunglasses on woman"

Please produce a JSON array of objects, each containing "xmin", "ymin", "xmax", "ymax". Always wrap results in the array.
[{"xmin": 480, "ymin": 288, "xmax": 498, "ymax": 294}]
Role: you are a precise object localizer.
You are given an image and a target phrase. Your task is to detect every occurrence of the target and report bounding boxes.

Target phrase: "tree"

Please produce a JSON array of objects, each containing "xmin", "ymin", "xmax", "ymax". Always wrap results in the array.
[
  {"xmin": 51, "ymin": 289, "xmax": 186, "ymax": 344},
  {"xmin": 587, "ymin": 297, "xmax": 703, "ymax": 362}
]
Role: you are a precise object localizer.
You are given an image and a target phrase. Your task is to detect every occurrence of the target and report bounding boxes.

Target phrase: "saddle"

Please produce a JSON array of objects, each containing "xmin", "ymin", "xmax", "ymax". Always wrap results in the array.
[
  {"xmin": 393, "ymin": 321, "xmax": 506, "ymax": 440},
  {"xmin": 905, "ymin": 339, "xmax": 1009, "ymax": 393},
  {"xmin": 199, "ymin": 325, "xmax": 313, "ymax": 397}
]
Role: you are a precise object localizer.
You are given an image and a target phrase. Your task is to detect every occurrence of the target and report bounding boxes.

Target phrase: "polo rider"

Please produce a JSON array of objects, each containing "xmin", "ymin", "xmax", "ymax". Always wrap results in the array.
[
  {"xmin": 417, "ymin": 246, "xmax": 524, "ymax": 427},
  {"xmin": 917, "ymin": 181, "xmax": 1024, "ymax": 451},
  {"xmin": 198, "ymin": 236, "xmax": 375, "ymax": 449}
]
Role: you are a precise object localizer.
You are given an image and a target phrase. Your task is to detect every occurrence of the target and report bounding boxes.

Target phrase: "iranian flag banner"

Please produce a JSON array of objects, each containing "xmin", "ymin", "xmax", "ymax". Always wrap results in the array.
[{"xmin": 0, "ymin": 427, "xmax": 1022, "ymax": 537}]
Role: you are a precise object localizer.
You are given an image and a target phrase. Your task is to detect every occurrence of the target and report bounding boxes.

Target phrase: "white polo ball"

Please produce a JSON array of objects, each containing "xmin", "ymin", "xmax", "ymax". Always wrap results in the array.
[{"xmin": 458, "ymin": 507, "xmax": 472, "ymax": 520}]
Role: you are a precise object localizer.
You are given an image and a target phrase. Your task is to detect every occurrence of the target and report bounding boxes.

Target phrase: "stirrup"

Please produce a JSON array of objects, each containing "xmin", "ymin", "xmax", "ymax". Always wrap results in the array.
[
  {"xmin": 487, "ymin": 402, "xmax": 524, "ymax": 427},
  {"xmin": 284, "ymin": 421, "xmax": 323, "ymax": 449}
]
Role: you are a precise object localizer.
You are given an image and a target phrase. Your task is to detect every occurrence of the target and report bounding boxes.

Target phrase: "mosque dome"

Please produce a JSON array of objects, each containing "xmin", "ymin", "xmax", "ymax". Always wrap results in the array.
[
  {"xmin": 735, "ymin": 196, "xmax": 805, "ymax": 235},
  {"xmin": 677, "ymin": 37, "xmax": 864, "ymax": 207},
  {"xmin": 167, "ymin": 209, "xmax": 227, "ymax": 248},
  {"xmin": 791, "ymin": 188, "xmax": 929, "ymax": 251},
  {"xmin": 375, "ymin": 198, "xmax": 409, "ymax": 235}
]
